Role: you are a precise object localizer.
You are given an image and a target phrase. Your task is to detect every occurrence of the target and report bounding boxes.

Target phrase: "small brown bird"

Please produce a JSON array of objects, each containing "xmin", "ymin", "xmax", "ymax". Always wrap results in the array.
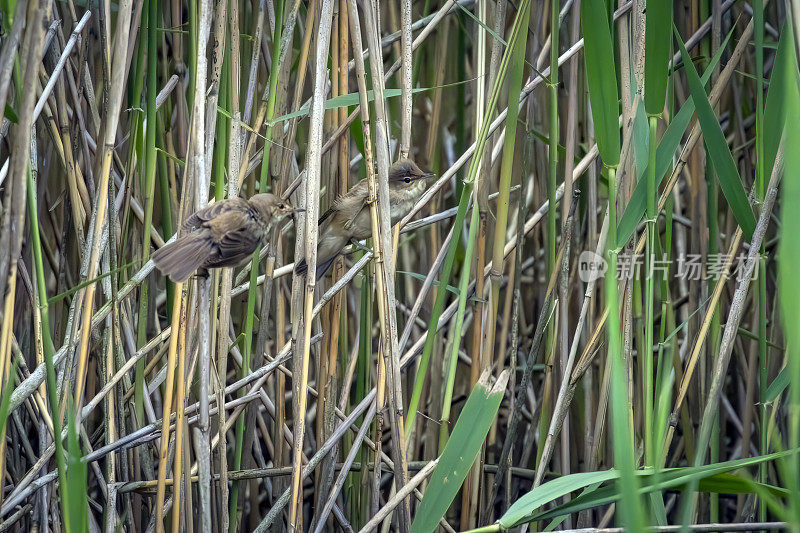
[
  {"xmin": 295, "ymin": 158, "xmax": 434, "ymax": 278},
  {"xmin": 152, "ymin": 193, "xmax": 298, "ymax": 282}
]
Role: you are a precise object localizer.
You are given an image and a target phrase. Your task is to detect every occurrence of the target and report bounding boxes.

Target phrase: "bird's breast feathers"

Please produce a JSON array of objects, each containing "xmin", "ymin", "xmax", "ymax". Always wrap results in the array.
[{"xmin": 389, "ymin": 181, "xmax": 425, "ymax": 221}]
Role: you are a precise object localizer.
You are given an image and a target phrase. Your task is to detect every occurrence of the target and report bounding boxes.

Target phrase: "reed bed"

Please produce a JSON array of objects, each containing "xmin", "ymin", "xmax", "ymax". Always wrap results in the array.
[{"xmin": 0, "ymin": 0, "xmax": 798, "ymax": 531}]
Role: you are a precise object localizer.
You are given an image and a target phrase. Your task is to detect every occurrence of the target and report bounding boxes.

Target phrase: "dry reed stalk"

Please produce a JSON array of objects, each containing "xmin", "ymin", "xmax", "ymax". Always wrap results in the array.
[
  {"xmin": 341, "ymin": 0, "xmax": 392, "ymax": 521},
  {"xmin": 170, "ymin": 300, "xmax": 190, "ymax": 532},
  {"xmin": 535, "ymin": 213, "xmax": 609, "ymax": 486},
  {"xmin": 0, "ymin": 0, "xmax": 47, "ymax": 424},
  {"xmin": 461, "ymin": 2, "xmax": 492, "ymax": 526},
  {"xmin": 399, "ymin": 0, "xmax": 413, "ymax": 160},
  {"xmin": 72, "ymin": 0, "xmax": 133, "ymax": 416},
  {"xmin": 557, "ymin": 0, "xmax": 582, "ymax": 492},
  {"xmin": 187, "ymin": 0, "xmax": 216, "ymax": 527},
  {"xmin": 153, "ymin": 4, "xmax": 212, "ymax": 524},
  {"xmin": 287, "ymin": 1, "xmax": 334, "ymax": 530},
  {"xmin": 358, "ymin": 458, "xmax": 439, "ymax": 533},
  {"xmin": 236, "ymin": 0, "xmax": 302, "ymax": 188},
  {"xmin": 361, "ymin": 0, "xmax": 412, "ymax": 527},
  {"xmin": 319, "ymin": 0, "xmax": 461, "ymax": 157},
  {"xmin": 154, "ymin": 285, "xmax": 185, "ymax": 530}
]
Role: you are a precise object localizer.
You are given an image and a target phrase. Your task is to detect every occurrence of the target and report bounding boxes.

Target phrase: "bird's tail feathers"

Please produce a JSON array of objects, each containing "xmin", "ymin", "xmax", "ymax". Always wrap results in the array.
[
  {"xmin": 152, "ymin": 233, "xmax": 213, "ymax": 282},
  {"xmin": 294, "ymin": 255, "xmax": 337, "ymax": 280},
  {"xmin": 316, "ymin": 256, "xmax": 337, "ymax": 279}
]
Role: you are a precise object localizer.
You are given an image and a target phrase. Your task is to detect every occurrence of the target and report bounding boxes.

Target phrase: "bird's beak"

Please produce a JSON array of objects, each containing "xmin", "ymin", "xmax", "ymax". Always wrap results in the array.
[
  {"xmin": 421, "ymin": 172, "xmax": 436, "ymax": 180},
  {"xmin": 292, "ymin": 208, "xmax": 306, "ymax": 214}
]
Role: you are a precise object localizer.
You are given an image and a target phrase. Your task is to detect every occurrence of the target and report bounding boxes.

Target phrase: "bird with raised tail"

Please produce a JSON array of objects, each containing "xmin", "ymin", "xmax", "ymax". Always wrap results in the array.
[
  {"xmin": 295, "ymin": 158, "xmax": 435, "ymax": 279},
  {"xmin": 152, "ymin": 193, "xmax": 299, "ymax": 282}
]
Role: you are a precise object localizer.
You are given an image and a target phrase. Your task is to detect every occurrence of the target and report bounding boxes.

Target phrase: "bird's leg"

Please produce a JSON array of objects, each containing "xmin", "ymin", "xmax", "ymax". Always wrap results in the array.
[{"xmin": 196, "ymin": 267, "xmax": 210, "ymax": 280}]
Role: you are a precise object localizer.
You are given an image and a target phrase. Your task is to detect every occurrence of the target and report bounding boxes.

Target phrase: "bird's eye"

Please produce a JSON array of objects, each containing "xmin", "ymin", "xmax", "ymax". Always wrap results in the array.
[
  {"xmin": 279, "ymin": 203, "xmax": 285, "ymax": 209},
  {"xmin": 404, "ymin": 177, "xmax": 411, "ymax": 183}
]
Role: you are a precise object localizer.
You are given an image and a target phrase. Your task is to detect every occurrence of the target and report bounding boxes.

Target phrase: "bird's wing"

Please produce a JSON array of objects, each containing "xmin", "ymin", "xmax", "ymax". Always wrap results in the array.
[
  {"xmin": 333, "ymin": 180, "xmax": 370, "ymax": 230},
  {"xmin": 317, "ymin": 181, "xmax": 365, "ymax": 228},
  {"xmin": 183, "ymin": 197, "xmax": 248, "ymax": 231},
  {"xmin": 216, "ymin": 227, "xmax": 261, "ymax": 260},
  {"xmin": 205, "ymin": 209, "xmax": 262, "ymax": 262},
  {"xmin": 318, "ymin": 207, "xmax": 335, "ymax": 226}
]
